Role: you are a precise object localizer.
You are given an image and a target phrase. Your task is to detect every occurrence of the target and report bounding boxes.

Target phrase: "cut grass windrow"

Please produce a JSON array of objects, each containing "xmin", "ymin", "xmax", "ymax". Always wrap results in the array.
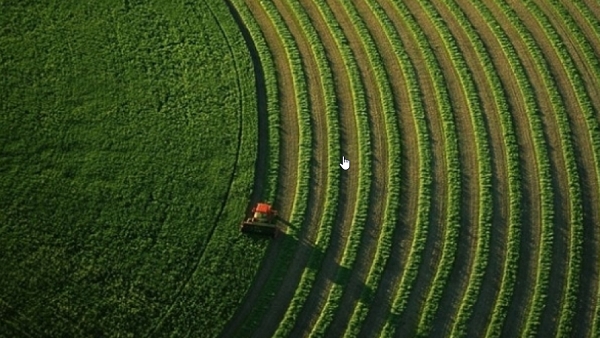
[
  {"xmin": 569, "ymin": 3, "xmax": 600, "ymax": 333},
  {"xmin": 382, "ymin": 1, "xmax": 462, "ymax": 336},
  {"xmin": 227, "ymin": 0, "xmax": 280, "ymax": 203},
  {"xmin": 344, "ymin": 0, "xmax": 433, "ymax": 336},
  {"xmin": 526, "ymin": 1, "xmax": 600, "ymax": 335},
  {"xmin": 301, "ymin": 0, "xmax": 373, "ymax": 335},
  {"xmin": 269, "ymin": 0, "xmax": 342, "ymax": 335},
  {"xmin": 414, "ymin": 1, "xmax": 493, "ymax": 335},
  {"xmin": 228, "ymin": 1, "xmax": 313, "ymax": 336},
  {"xmin": 497, "ymin": 1, "xmax": 584, "ymax": 336},
  {"xmin": 484, "ymin": 1, "xmax": 562, "ymax": 336},
  {"xmin": 444, "ymin": 1, "xmax": 523, "ymax": 337},
  {"xmin": 306, "ymin": 0, "xmax": 402, "ymax": 336},
  {"xmin": 469, "ymin": 2, "xmax": 553, "ymax": 336}
]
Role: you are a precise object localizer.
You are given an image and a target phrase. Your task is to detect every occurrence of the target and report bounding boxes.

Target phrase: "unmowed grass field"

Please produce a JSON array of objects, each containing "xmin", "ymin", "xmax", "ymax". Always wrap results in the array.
[{"xmin": 0, "ymin": 0, "xmax": 264, "ymax": 336}]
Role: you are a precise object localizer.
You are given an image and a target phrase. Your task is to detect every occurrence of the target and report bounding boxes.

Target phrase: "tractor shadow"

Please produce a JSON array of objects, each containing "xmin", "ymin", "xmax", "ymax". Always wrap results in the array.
[{"xmin": 244, "ymin": 217, "xmax": 375, "ymax": 307}]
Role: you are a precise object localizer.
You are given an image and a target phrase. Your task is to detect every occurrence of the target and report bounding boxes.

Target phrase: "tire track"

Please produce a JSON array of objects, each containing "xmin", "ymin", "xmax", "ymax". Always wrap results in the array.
[
  {"xmin": 323, "ymin": 0, "xmax": 389, "ymax": 334},
  {"xmin": 247, "ymin": 1, "xmax": 330, "ymax": 336},
  {"xmin": 218, "ymin": 1, "xmax": 300, "ymax": 336},
  {"xmin": 287, "ymin": 0, "xmax": 361, "ymax": 335},
  {"xmin": 351, "ymin": 1, "xmax": 421, "ymax": 336}
]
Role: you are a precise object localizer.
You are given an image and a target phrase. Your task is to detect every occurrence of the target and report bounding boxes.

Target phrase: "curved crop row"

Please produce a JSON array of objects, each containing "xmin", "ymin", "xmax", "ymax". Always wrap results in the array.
[
  {"xmin": 567, "ymin": 0, "xmax": 600, "ymax": 337},
  {"xmin": 229, "ymin": 1, "xmax": 313, "ymax": 336},
  {"xmin": 412, "ymin": 1, "xmax": 493, "ymax": 335},
  {"xmin": 381, "ymin": 1, "xmax": 462, "ymax": 336},
  {"xmin": 227, "ymin": 0, "xmax": 280, "ymax": 203},
  {"xmin": 441, "ymin": 1, "xmax": 524, "ymax": 337},
  {"xmin": 496, "ymin": 1, "xmax": 584, "ymax": 336},
  {"xmin": 573, "ymin": 0, "xmax": 600, "ymax": 49},
  {"xmin": 523, "ymin": 2, "xmax": 597, "ymax": 335},
  {"xmin": 268, "ymin": 0, "xmax": 343, "ymax": 334},
  {"xmin": 467, "ymin": 3, "xmax": 553, "ymax": 336},
  {"xmin": 304, "ymin": 0, "xmax": 402, "ymax": 335},
  {"xmin": 431, "ymin": 0, "xmax": 520, "ymax": 335},
  {"xmin": 344, "ymin": 0, "xmax": 434, "ymax": 336},
  {"xmin": 299, "ymin": 0, "xmax": 373, "ymax": 335}
]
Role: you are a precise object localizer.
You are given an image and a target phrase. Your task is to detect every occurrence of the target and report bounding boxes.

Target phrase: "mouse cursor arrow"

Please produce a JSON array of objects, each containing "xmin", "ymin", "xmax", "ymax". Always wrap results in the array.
[{"xmin": 340, "ymin": 156, "xmax": 350, "ymax": 170}]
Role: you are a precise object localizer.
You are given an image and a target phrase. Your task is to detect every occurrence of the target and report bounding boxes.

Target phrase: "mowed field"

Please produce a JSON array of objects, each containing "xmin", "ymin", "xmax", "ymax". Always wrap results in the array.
[
  {"xmin": 0, "ymin": 0, "xmax": 268, "ymax": 337},
  {"xmin": 2, "ymin": 0, "xmax": 600, "ymax": 337},
  {"xmin": 223, "ymin": 0, "xmax": 600, "ymax": 337}
]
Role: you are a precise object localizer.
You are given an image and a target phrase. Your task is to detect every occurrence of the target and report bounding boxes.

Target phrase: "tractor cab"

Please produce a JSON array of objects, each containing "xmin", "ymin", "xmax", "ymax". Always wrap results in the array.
[{"xmin": 240, "ymin": 203, "xmax": 278, "ymax": 238}]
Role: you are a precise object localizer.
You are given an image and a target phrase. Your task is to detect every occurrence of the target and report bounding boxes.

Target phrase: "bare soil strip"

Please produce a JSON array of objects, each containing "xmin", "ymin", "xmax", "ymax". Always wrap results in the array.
[
  {"xmin": 218, "ymin": 2, "xmax": 300, "ymax": 335},
  {"xmin": 322, "ymin": 0, "xmax": 389, "ymax": 334},
  {"xmin": 433, "ymin": 1, "xmax": 511, "ymax": 335},
  {"xmin": 248, "ymin": 1, "xmax": 331, "ymax": 336},
  {"xmin": 374, "ymin": 1, "xmax": 448, "ymax": 335},
  {"xmin": 527, "ymin": 2, "xmax": 600, "ymax": 335},
  {"xmin": 287, "ymin": 0, "xmax": 361, "ymax": 335},
  {"xmin": 351, "ymin": 1, "xmax": 420, "ymax": 336},
  {"xmin": 404, "ymin": 1, "xmax": 480, "ymax": 335},
  {"xmin": 466, "ymin": 1, "xmax": 542, "ymax": 336}
]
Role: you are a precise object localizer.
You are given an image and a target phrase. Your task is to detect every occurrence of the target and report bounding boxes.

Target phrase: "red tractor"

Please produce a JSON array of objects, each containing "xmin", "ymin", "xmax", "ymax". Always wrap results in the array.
[{"xmin": 240, "ymin": 203, "xmax": 279, "ymax": 238}]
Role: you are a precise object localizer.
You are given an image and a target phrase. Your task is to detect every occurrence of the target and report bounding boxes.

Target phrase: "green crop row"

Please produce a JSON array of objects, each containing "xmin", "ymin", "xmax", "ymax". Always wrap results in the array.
[
  {"xmin": 399, "ymin": 1, "xmax": 476, "ymax": 336},
  {"xmin": 344, "ymin": 0, "xmax": 434, "ymax": 337},
  {"xmin": 498, "ymin": 1, "xmax": 585, "ymax": 336},
  {"xmin": 524, "ymin": 1, "xmax": 600, "ymax": 335},
  {"xmin": 416, "ymin": 1, "xmax": 498, "ymax": 336},
  {"xmin": 324, "ymin": 1, "xmax": 401, "ymax": 336},
  {"xmin": 270, "ymin": 0, "xmax": 342, "ymax": 335},
  {"xmin": 467, "ymin": 3, "xmax": 551, "ymax": 336},
  {"xmin": 439, "ymin": 1, "xmax": 524, "ymax": 337},
  {"xmin": 573, "ymin": 0, "xmax": 600, "ymax": 45},
  {"xmin": 381, "ymin": 1, "xmax": 462, "ymax": 337},
  {"xmin": 570, "ymin": 2, "xmax": 600, "ymax": 335},
  {"xmin": 303, "ymin": 0, "xmax": 373, "ymax": 335},
  {"xmin": 228, "ymin": 1, "xmax": 313, "ymax": 336},
  {"xmin": 226, "ymin": 0, "xmax": 280, "ymax": 203},
  {"xmin": 573, "ymin": 0, "xmax": 600, "ymax": 337},
  {"xmin": 488, "ymin": 1, "xmax": 563, "ymax": 336}
]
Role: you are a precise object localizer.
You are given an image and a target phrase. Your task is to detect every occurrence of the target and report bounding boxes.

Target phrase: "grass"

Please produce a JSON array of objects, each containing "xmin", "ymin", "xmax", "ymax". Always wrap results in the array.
[{"xmin": 0, "ymin": 1, "xmax": 261, "ymax": 336}]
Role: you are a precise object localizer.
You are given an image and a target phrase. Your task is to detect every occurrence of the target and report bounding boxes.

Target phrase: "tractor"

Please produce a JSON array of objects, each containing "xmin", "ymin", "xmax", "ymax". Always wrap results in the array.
[{"xmin": 240, "ymin": 202, "xmax": 279, "ymax": 238}]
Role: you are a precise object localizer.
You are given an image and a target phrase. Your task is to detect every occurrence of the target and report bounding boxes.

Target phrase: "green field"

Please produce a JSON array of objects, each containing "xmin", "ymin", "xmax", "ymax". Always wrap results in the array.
[
  {"xmin": 0, "ymin": 0, "xmax": 265, "ymax": 336},
  {"xmin": 3, "ymin": 0, "xmax": 600, "ymax": 337}
]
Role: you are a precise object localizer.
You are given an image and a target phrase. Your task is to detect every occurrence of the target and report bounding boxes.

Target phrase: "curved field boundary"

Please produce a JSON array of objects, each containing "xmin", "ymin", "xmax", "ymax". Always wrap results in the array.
[
  {"xmin": 344, "ymin": 0, "xmax": 434, "ymax": 336},
  {"xmin": 224, "ymin": 1, "xmax": 313, "ymax": 336},
  {"xmin": 441, "ymin": 1, "xmax": 523, "ymax": 336},
  {"xmin": 287, "ymin": 0, "xmax": 373, "ymax": 335},
  {"xmin": 266, "ymin": 0, "xmax": 343, "ymax": 335},
  {"xmin": 217, "ymin": 2, "xmax": 282, "ymax": 337},
  {"xmin": 144, "ymin": 1, "xmax": 252, "ymax": 335},
  {"xmin": 308, "ymin": 0, "xmax": 400, "ymax": 335},
  {"xmin": 381, "ymin": 1, "xmax": 462, "ymax": 336}
]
